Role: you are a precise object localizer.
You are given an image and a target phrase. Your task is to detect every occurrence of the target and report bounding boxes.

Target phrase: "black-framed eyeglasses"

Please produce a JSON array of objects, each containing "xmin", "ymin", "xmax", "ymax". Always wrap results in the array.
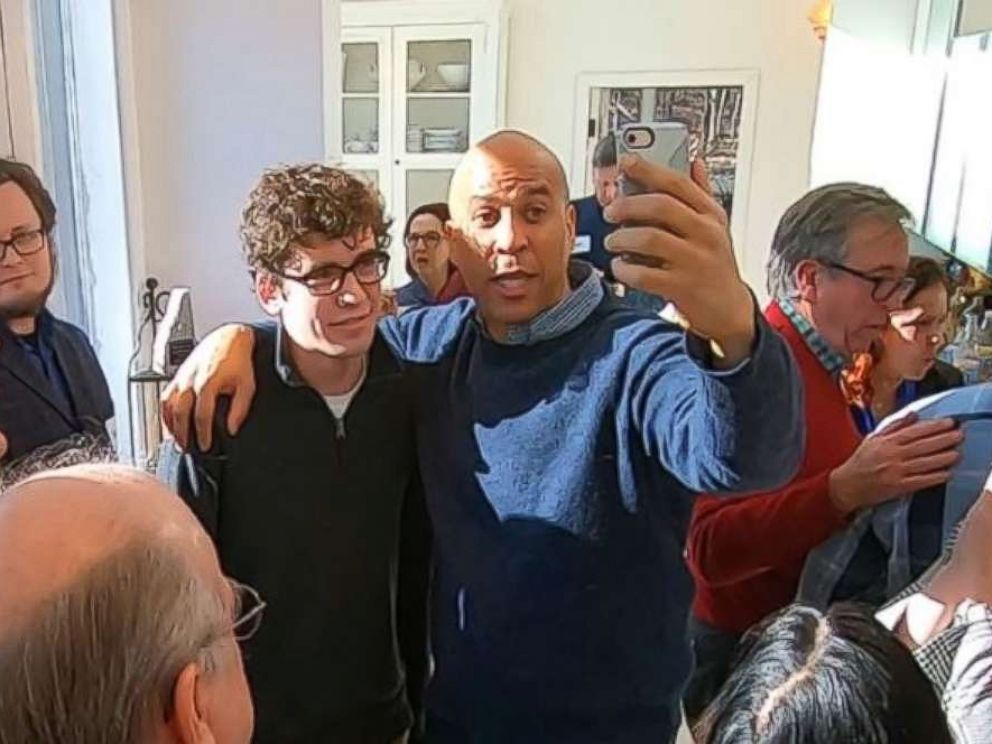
[
  {"xmin": 265, "ymin": 250, "xmax": 390, "ymax": 297},
  {"xmin": 0, "ymin": 229, "xmax": 46, "ymax": 262},
  {"xmin": 823, "ymin": 261, "xmax": 916, "ymax": 302},
  {"xmin": 405, "ymin": 231, "xmax": 442, "ymax": 250},
  {"xmin": 228, "ymin": 578, "xmax": 266, "ymax": 642}
]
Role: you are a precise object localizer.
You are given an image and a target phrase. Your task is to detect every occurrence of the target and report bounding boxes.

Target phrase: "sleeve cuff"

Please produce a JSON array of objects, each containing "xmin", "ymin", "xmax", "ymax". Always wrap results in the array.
[{"xmin": 683, "ymin": 299, "xmax": 768, "ymax": 379}]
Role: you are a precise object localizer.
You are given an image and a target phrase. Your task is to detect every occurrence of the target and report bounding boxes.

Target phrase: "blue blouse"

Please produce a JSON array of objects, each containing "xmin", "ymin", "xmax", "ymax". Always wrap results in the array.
[{"xmin": 850, "ymin": 380, "xmax": 919, "ymax": 435}]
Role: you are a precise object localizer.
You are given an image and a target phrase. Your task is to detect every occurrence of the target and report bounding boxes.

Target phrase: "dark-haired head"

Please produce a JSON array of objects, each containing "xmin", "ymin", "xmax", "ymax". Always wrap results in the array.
[
  {"xmin": 694, "ymin": 603, "xmax": 952, "ymax": 744},
  {"xmin": 0, "ymin": 159, "xmax": 56, "ymax": 233},
  {"xmin": 0, "ymin": 158, "xmax": 58, "ymax": 327},
  {"xmin": 841, "ymin": 256, "xmax": 952, "ymax": 407},
  {"xmin": 591, "ymin": 133, "xmax": 618, "ymax": 208}
]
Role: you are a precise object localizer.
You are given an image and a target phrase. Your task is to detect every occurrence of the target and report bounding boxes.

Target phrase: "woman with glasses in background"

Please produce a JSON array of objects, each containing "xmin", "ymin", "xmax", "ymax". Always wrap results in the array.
[
  {"xmin": 825, "ymin": 256, "xmax": 962, "ymax": 604},
  {"xmin": 842, "ymin": 257, "xmax": 959, "ymax": 433},
  {"xmin": 394, "ymin": 203, "xmax": 468, "ymax": 311}
]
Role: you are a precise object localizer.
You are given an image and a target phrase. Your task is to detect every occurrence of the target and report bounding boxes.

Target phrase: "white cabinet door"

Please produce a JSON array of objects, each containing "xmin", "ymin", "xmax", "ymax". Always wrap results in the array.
[
  {"xmin": 340, "ymin": 20, "xmax": 496, "ymax": 287},
  {"xmin": 388, "ymin": 23, "xmax": 488, "ymax": 287},
  {"xmin": 341, "ymin": 27, "xmax": 393, "ymax": 203}
]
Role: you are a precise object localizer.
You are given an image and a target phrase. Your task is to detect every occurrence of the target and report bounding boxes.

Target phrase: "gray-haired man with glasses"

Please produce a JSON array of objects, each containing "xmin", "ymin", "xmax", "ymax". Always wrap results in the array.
[
  {"xmin": 0, "ymin": 158, "xmax": 114, "ymax": 467},
  {"xmin": 684, "ymin": 182, "xmax": 964, "ymax": 723},
  {"xmin": 0, "ymin": 463, "xmax": 258, "ymax": 744},
  {"xmin": 163, "ymin": 164, "xmax": 429, "ymax": 744}
]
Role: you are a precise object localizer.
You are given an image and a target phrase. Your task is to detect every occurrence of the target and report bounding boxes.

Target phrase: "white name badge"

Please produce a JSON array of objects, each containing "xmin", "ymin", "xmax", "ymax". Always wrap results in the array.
[{"xmin": 573, "ymin": 235, "xmax": 592, "ymax": 254}]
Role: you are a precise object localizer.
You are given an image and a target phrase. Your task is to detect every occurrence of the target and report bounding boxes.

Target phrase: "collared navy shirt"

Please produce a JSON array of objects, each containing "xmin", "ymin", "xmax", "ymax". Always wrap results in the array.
[
  {"xmin": 500, "ymin": 261, "xmax": 605, "ymax": 346},
  {"xmin": 13, "ymin": 312, "xmax": 74, "ymax": 415}
]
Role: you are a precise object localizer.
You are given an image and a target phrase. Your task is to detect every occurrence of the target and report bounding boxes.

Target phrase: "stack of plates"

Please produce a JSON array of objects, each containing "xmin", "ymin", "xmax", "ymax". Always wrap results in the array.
[
  {"xmin": 423, "ymin": 128, "xmax": 463, "ymax": 152},
  {"xmin": 407, "ymin": 127, "xmax": 424, "ymax": 152}
]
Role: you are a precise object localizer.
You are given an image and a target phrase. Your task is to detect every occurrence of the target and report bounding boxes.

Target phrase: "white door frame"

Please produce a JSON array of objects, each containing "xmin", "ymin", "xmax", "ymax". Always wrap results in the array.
[{"xmin": 571, "ymin": 68, "xmax": 761, "ymax": 255}]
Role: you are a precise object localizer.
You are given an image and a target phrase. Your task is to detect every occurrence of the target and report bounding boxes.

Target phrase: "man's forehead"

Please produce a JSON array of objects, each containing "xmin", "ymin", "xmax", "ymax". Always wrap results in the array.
[
  {"xmin": 0, "ymin": 181, "xmax": 41, "ymax": 225},
  {"xmin": 464, "ymin": 154, "xmax": 557, "ymax": 198},
  {"xmin": 298, "ymin": 227, "xmax": 374, "ymax": 248},
  {"xmin": 844, "ymin": 218, "xmax": 908, "ymax": 271},
  {"xmin": 289, "ymin": 229, "xmax": 375, "ymax": 265}
]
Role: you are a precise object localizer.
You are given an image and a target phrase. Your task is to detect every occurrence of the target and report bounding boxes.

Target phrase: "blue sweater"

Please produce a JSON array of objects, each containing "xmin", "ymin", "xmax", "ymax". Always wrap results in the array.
[{"xmin": 379, "ymin": 293, "xmax": 803, "ymax": 742}]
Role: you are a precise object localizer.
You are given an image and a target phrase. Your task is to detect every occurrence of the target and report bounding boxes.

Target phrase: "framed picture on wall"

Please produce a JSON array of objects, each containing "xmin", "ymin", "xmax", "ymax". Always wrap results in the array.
[{"xmin": 571, "ymin": 70, "xmax": 759, "ymax": 251}]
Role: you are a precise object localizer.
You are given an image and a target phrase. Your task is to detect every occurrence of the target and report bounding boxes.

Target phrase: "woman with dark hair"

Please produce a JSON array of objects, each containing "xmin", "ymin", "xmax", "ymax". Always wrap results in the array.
[
  {"xmin": 828, "ymin": 257, "xmax": 961, "ymax": 602},
  {"xmin": 842, "ymin": 256, "xmax": 958, "ymax": 433},
  {"xmin": 694, "ymin": 603, "xmax": 953, "ymax": 744},
  {"xmin": 394, "ymin": 202, "xmax": 468, "ymax": 310}
]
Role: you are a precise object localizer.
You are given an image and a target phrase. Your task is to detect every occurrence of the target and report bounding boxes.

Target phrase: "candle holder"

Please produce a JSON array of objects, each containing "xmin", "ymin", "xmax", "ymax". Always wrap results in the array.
[{"xmin": 127, "ymin": 277, "xmax": 172, "ymax": 470}]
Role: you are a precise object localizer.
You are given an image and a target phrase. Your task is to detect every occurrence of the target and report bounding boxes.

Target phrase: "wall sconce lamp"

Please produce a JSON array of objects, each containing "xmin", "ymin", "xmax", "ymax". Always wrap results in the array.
[{"xmin": 809, "ymin": 0, "xmax": 833, "ymax": 42}]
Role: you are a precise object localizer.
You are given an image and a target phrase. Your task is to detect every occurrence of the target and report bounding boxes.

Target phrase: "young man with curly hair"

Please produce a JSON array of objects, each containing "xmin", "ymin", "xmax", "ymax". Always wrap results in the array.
[{"xmin": 163, "ymin": 165, "xmax": 430, "ymax": 744}]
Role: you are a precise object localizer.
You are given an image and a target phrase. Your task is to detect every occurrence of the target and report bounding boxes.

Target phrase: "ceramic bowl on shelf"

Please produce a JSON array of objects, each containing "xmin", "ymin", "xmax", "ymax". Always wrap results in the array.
[{"xmin": 436, "ymin": 63, "xmax": 470, "ymax": 91}]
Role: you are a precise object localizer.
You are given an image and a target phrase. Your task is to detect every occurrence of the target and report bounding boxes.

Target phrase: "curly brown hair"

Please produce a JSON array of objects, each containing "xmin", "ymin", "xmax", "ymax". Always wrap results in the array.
[{"xmin": 239, "ymin": 164, "xmax": 391, "ymax": 273}]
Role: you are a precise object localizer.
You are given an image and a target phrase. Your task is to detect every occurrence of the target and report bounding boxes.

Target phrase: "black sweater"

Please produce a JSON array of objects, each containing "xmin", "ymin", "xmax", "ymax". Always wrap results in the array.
[{"xmin": 167, "ymin": 329, "xmax": 430, "ymax": 744}]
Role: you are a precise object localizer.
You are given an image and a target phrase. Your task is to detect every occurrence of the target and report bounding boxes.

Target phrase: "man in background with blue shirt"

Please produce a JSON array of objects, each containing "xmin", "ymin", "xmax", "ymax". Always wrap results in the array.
[
  {"xmin": 162, "ymin": 130, "xmax": 804, "ymax": 743},
  {"xmin": 0, "ymin": 159, "xmax": 113, "ymax": 466},
  {"xmin": 571, "ymin": 134, "xmax": 620, "ymax": 276},
  {"xmin": 573, "ymin": 133, "xmax": 665, "ymax": 313}
]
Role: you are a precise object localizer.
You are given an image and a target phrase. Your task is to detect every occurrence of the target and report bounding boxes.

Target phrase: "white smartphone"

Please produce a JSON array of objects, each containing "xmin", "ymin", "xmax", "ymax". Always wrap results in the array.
[
  {"xmin": 615, "ymin": 121, "xmax": 690, "ymax": 197},
  {"xmin": 613, "ymin": 122, "xmax": 690, "ymax": 270},
  {"xmin": 613, "ymin": 121, "xmax": 718, "ymax": 353}
]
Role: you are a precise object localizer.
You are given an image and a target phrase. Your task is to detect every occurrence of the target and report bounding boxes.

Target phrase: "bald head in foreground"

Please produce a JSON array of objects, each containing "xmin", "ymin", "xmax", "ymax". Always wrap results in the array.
[{"xmin": 0, "ymin": 465, "xmax": 255, "ymax": 744}]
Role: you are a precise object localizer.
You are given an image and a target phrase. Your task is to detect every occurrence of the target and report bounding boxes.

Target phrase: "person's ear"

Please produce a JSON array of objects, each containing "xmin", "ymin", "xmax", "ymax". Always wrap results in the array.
[
  {"xmin": 168, "ymin": 661, "xmax": 216, "ymax": 744},
  {"xmin": 564, "ymin": 202, "xmax": 576, "ymax": 259},
  {"xmin": 794, "ymin": 260, "xmax": 819, "ymax": 304},
  {"xmin": 444, "ymin": 220, "xmax": 472, "ymax": 268},
  {"xmin": 254, "ymin": 272, "xmax": 284, "ymax": 317}
]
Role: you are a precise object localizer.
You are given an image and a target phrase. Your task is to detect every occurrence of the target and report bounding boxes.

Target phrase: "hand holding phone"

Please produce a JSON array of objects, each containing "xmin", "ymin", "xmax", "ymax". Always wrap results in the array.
[{"xmin": 604, "ymin": 122, "xmax": 756, "ymax": 366}]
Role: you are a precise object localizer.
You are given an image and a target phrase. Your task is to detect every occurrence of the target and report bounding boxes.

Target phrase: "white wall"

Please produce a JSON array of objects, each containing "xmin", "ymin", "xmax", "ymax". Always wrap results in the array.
[
  {"xmin": 500, "ymin": 0, "xmax": 823, "ymax": 295},
  {"xmin": 124, "ymin": 0, "xmax": 329, "ymax": 333},
  {"xmin": 810, "ymin": 0, "xmax": 957, "ymax": 228}
]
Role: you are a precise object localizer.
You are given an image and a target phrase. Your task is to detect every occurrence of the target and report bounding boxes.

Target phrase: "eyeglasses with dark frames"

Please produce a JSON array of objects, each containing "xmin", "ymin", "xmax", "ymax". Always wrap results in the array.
[
  {"xmin": 0, "ymin": 229, "xmax": 46, "ymax": 262},
  {"xmin": 404, "ymin": 231, "xmax": 442, "ymax": 250},
  {"xmin": 823, "ymin": 261, "xmax": 916, "ymax": 303},
  {"xmin": 265, "ymin": 250, "xmax": 390, "ymax": 297}
]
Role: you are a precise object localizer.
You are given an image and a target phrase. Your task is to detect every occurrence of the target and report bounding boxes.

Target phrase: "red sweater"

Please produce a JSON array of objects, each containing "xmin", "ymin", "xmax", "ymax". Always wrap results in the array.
[{"xmin": 687, "ymin": 302, "xmax": 860, "ymax": 634}]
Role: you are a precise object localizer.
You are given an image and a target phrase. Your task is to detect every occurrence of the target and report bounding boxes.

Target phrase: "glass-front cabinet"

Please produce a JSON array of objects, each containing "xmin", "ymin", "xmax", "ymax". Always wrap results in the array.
[{"xmin": 341, "ymin": 21, "xmax": 494, "ymax": 287}]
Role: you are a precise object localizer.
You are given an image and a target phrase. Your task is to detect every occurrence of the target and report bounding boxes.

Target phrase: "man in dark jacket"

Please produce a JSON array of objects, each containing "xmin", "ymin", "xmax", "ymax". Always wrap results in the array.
[
  {"xmin": 0, "ymin": 159, "xmax": 113, "ymax": 466},
  {"xmin": 166, "ymin": 165, "xmax": 429, "ymax": 744}
]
